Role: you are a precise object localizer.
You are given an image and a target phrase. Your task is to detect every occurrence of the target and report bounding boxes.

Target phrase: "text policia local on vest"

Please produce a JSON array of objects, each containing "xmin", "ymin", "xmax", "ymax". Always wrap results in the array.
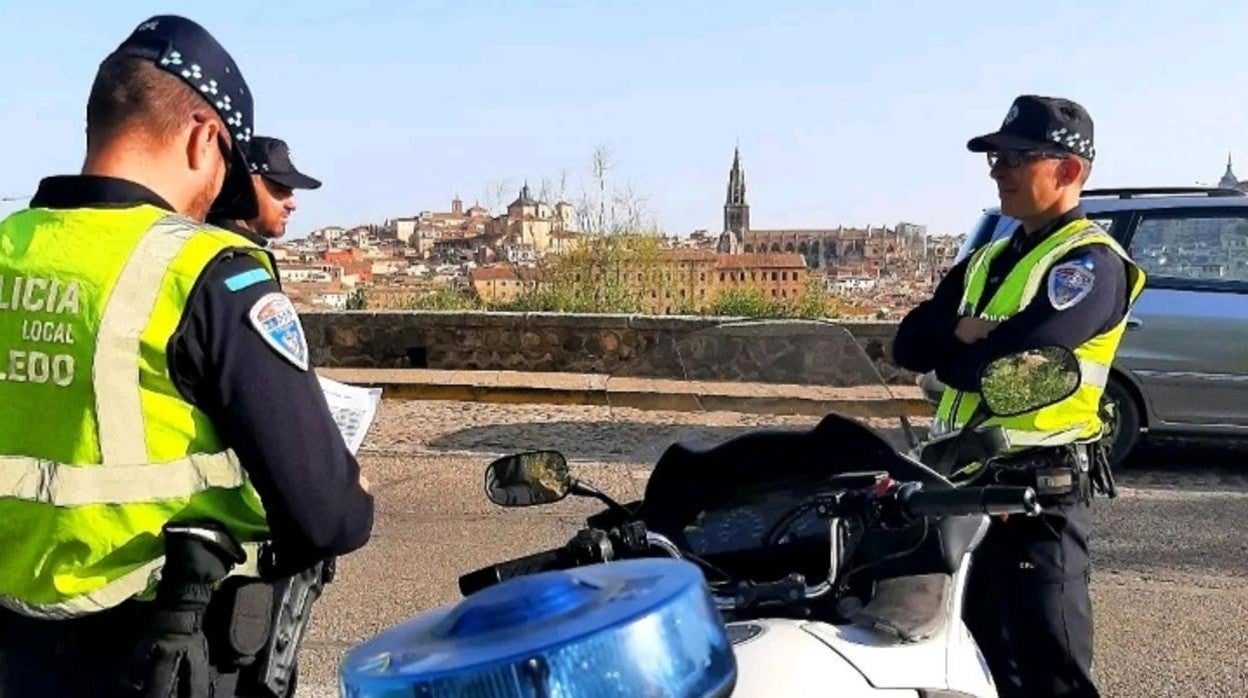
[{"xmin": 0, "ymin": 274, "xmax": 82, "ymax": 387}]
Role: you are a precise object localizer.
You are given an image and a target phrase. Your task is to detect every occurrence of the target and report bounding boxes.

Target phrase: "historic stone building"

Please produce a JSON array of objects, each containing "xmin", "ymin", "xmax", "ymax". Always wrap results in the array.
[
  {"xmin": 717, "ymin": 148, "xmax": 749, "ymax": 254},
  {"xmin": 714, "ymin": 148, "xmax": 927, "ymax": 268},
  {"xmin": 396, "ymin": 185, "xmax": 577, "ymax": 261},
  {"xmin": 1217, "ymin": 153, "xmax": 1248, "ymax": 192},
  {"xmin": 486, "ymin": 183, "xmax": 576, "ymax": 255},
  {"xmin": 395, "ymin": 197, "xmax": 492, "ymax": 257},
  {"xmin": 471, "ymin": 247, "xmax": 807, "ymax": 314}
]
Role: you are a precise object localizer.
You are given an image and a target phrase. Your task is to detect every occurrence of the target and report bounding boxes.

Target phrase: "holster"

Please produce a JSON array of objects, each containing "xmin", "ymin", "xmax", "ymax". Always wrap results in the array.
[
  {"xmin": 117, "ymin": 522, "xmax": 246, "ymax": 698},
  {"xmin": 1087, "ymin": 438, "xmax": 1118, "ymax": 499},
  {"xmin": 115, "ymin": 526, "xmax": 335, "ymax": 698},
  {"xmin": 985, "ymin": 444, "xmax": 1095, "ymax": 507},
  {"xmin": 205, "ymin": 578, "xmax": 275, "ymax": 667},
  {"xmin": 235, "ymin": 552, "xmax": 336, "ymax": 698}
]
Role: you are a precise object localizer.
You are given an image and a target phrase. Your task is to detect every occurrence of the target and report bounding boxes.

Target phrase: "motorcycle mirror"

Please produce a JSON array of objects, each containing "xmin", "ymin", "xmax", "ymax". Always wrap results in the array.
[
  {"xmin": 978, "ymin": 346, "xmax": 1081, "ymax": 418},
  {"xmin": 484, "ymin": 450, "xmax": 572, "ymax": 507}
]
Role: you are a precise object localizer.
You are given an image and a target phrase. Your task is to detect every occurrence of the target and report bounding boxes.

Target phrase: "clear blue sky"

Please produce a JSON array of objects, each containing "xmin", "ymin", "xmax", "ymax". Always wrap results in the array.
[{"xmin": 3, "ymin": 1, "xmax": 1247, "ymax": 238}]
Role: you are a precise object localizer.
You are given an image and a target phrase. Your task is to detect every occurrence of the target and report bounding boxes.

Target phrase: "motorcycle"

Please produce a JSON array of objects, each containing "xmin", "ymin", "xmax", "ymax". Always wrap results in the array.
[{"xmin": 342, "ymin": 319, "xmax": 1084, "ymax": 697}]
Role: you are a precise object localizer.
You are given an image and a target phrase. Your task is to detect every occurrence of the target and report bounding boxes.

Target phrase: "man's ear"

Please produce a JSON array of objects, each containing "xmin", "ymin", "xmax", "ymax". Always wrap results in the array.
[
  {"xmin": 1058, "ymin": 156, "xmax": 1087, "ymax": 188},
  {"xmin": 187, "ymin": 112, "xmax": 222, "ymax": 172}
]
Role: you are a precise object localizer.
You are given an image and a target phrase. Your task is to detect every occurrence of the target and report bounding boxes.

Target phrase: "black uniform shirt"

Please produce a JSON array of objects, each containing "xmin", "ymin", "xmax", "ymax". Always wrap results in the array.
[
  {"xmin": 29, "ymin": 175, "xmax": 374, "ymax": 574},
  {"xmin": 893, "ymin": 205, "xmax": 1129, "ymax": 392},
  {"xmin": 209, "ymin": 217, "xmax": 269, "ymax": 248}
]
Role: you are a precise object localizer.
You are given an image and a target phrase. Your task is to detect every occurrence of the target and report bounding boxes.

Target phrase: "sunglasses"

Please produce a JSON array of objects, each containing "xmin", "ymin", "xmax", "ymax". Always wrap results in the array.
[{"xmin": 986, "ymin": 150, "xmax": 1070, "ymax": 169}]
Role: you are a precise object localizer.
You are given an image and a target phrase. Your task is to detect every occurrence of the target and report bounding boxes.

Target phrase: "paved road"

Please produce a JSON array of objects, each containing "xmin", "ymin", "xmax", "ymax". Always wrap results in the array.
[{"xmin": 295, "ymin": 400, "xmax": 1248, "ymax": 696}]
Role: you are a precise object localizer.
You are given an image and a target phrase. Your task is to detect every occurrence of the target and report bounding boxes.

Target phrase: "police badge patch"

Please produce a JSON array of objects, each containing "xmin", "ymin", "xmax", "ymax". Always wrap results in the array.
[
  {"xmin": 248, "ymin": 292, "xmax": 309, "ymax": 370},
  {"xmin": 1047, "ymin": 257, "xmax": 1096, "ymax": 310}
]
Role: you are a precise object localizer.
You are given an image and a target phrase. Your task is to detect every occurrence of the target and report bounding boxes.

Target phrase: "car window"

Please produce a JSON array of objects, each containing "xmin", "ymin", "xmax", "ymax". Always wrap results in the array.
[
  {"xmin": 954, "ymin": 213, "xmax": 1115, "ymax": 263},
  {"xmin": 954, "ymin": 213, "xmax": 1000, "ymax": 262},
  {"xmin": 1129, "ymin": 213, "xmax": 1248, "ymax": 287},
  {"xmin": 989, "ymin": 216, "xmax": 1115, "ymax": 243}
]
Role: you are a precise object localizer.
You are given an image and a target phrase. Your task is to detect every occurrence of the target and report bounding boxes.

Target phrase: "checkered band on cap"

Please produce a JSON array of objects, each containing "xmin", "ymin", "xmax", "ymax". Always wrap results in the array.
[{"xmin": 1050, "ymin": 128, "xmax": 1094, "ymax": 159}]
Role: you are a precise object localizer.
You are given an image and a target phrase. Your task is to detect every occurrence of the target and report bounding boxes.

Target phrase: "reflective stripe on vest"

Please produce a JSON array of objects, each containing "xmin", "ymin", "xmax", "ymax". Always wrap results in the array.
[
  {"xmin": 0, "ymin": 451, "xmax": 244, "ymax": 507},
  {"xmin": 1080, "ymin": 357, "xmax": 1111, "ymax": 389},
  {"xmin": 0, "ymin": 542, "xmax": 264, "ymax": 619},
  {"xmin": 95, "ymin": 217, "xmax": 201, "ymax": 464}
]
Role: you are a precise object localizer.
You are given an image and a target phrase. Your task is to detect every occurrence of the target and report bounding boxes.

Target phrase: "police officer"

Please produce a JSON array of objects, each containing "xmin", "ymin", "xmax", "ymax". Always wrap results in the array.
[
  {"xmin": 893, "ymin": 95, "xmax": 1145, "ymax": 697},
  {"xmin": 211, "ymin": 135, "xmax": 321, "ymax": 247},
  {"xmin": 0, "ymin": 15, "xmax": 373, "ymax": 696}
]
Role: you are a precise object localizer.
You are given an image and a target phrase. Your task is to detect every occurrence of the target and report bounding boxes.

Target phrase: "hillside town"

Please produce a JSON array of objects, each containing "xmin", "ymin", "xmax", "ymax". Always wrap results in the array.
[{"xmin": 268, "ymin": 149, "xmax": 965, "ymax": 319}]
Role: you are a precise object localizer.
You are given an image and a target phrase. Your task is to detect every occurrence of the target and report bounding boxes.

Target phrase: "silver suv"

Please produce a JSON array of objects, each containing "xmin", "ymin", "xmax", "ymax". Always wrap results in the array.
[{"xmin": 919, "ymin": 187, "xmax": 1248, "ymax": 466}]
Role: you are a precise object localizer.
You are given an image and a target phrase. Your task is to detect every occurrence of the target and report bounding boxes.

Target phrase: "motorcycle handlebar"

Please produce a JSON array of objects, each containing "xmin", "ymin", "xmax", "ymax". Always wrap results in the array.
[
  {"xmin": 458, "ymin": 547, "xmax": 569, "ymax": 596},
  {"xmin": 458, "ymin": 484, "xmax": 1040, "ymax": 599},
  {"xmin": 900, "ymin": 484, "xmax": 1040, "ymax": 518}
]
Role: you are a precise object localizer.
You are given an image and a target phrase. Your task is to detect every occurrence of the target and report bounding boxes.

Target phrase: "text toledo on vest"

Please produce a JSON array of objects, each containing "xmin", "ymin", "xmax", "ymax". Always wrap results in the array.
[{"xmin": 1, "ymin": 274, "xmax": 82, "ymax": 386}]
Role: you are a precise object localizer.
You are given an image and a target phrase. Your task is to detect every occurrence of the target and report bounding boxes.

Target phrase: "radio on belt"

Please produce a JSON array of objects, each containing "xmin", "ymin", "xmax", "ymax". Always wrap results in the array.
[{"xmin": 339, "ymin": 558, "xmax": 736, "ymax": 697}]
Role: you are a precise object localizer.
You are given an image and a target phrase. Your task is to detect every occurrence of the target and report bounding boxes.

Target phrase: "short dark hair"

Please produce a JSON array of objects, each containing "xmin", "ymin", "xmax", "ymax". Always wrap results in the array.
[{"xmin": 85, "ymin": 54, "xmax": 216, "ymax": 150}]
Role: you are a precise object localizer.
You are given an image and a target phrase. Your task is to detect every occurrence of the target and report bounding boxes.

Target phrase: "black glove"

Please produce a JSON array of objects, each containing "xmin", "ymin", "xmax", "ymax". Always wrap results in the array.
[{"xmin": 116, "ymin": 522, "xmax": 245, "ymax": 698}]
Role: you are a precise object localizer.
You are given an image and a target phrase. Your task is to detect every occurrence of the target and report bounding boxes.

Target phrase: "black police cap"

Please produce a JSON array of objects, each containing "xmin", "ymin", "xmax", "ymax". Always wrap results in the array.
[
  {"xmin": 109, "ymin": 15, "xmax": 259, "ymax": 219},
  {"xmin": 249, "ymin": 137, "xmax": 322, "ymax": 190},
  {"xmin": 968, "ymin": 95, "xmax": 1095, "ymax": 161}
]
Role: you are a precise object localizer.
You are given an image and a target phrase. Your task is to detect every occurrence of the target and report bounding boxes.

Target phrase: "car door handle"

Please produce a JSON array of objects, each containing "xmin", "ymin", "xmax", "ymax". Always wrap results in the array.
[{"xmin": 1126, "ymin": 316, "xmax": 1143, "ymax": 330}]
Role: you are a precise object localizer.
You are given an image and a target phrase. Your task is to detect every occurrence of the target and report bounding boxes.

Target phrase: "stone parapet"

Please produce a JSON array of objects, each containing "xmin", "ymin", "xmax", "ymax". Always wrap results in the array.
[{"xmin": 303, "ymin": 311, "xmax": 915, "ymax": 385}]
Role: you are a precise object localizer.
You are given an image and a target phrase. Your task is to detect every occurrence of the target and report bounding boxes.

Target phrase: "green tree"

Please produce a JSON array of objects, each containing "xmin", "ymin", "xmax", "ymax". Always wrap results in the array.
[
  {"xmin": 402, "ymin": 286, "xmax": 480, "ymax": 311},
  {"xmin": 708, "ymin": 287, "xmax": 780, "ymax": 317},
  {"xmin": 788, "ymin": 275, "xmax": 830, "ymax": 319},
  {"xmin": 345, "ymin": 288, "xmax": 368, "ymax": 310},
  {"xmin": 705, "ymin": 275, "xmax": 830, "ymax": 319},
  {"xmin": 519, "ymin": 233, "xmax": 667, "ymax": 313}
]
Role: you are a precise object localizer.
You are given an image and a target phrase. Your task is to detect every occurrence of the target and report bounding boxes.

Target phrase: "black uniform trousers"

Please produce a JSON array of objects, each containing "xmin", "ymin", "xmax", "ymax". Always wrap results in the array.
[
  {"xmin": 0, "ymin": 602, "xmax": 206, "ymax": 697},
  {"xmin": 964, "ymin": 497, "xmax": 1099, "ymax": 698},
  {"xmin": 0, "ymin": 594, "xmax": 270, "ymax": 697}
]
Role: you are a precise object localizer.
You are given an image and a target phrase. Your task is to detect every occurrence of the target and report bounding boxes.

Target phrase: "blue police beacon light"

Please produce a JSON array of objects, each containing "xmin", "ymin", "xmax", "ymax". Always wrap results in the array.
[{"xmin": 340, "ymin": 558, "xmax": 736, "ymax": 697}]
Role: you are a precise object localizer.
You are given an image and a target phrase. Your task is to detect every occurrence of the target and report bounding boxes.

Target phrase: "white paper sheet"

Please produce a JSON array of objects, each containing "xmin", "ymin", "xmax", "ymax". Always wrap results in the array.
[{"xmin": 317, "ymin": 375, "xmax": 382, "ymax": 455}]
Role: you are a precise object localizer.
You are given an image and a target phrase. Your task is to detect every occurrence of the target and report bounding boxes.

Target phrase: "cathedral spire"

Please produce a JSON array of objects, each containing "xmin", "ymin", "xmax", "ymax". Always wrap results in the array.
[
  {"xmin": 725, "ymin": 147, "xmax": 746, "ymax": 208},
  {"xmin": 1220, "ymin": 151, "xmax": 1239, "ymax": 189},
  {"xmin": 719, "ymin": 146, "xmax": 750, "ymax": 253}
]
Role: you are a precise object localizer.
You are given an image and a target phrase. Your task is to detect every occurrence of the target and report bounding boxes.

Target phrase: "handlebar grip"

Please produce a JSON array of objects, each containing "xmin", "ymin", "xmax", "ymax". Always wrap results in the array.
[
  {"xmin": 458, "ymin": 548, "xmax": 568, "ymax": 596},
  {"xmin": 902, "ymin": 485, "xmax": 1039, "ymax": 518}
]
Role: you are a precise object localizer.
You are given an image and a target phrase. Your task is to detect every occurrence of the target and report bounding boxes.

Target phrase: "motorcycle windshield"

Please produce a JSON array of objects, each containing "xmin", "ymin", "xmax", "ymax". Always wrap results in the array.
[
  {"xmin": 601, "ymin": 318, "xmax": 965, "ymax": 587},
  {"xmin": 602, "ymin": 318, "xmax": 921, "ymax": 465}
]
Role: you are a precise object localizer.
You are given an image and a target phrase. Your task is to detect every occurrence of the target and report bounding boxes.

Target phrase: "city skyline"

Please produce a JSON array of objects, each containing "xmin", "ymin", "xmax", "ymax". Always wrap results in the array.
[{"xmin": 5, "ymin": 3, "xmax": 1248, "ymax": 238}]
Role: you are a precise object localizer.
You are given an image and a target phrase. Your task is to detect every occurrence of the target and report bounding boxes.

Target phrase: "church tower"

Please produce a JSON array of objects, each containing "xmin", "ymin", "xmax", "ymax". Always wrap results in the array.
[
  {"xmin": 718, "ymin": 147, "xmax": 750, "ymax": 253},
  {"xmin": 1219, "ymin": 152, "xmax": 1240, "ymax": 190}
]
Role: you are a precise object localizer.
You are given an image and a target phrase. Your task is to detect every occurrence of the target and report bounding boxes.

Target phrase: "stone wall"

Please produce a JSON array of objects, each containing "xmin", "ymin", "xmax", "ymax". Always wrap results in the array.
[{"xmin": 301, "ymin": 311, "xmax": 914, "ymax": 385}]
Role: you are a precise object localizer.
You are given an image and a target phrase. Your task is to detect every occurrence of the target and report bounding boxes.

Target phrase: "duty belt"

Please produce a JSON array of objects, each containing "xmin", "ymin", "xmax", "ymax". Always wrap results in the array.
[{"xmin": 986, "ymin": 444, "xmax": 1092, "ymax": 505}]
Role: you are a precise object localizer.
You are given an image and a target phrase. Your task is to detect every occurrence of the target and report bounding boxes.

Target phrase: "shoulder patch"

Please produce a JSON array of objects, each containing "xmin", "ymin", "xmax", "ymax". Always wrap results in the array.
[
  {"xmin": 248, "ymin": 292, "xmax": 309, "ymax": 370},
  {"xmin": 1048, "ymin": 256, "xmax": 1096, "ymax": 310},
  {"xmin": 224, "ymin": 268, "xmax": 272, "ymax": 292}
]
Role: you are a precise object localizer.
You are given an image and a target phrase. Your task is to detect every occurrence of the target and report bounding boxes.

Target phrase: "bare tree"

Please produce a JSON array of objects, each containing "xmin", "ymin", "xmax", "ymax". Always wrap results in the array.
[
  {"xmin": 536, "ymin": 177, "xmax": 556, "ymax": 207},
  {"xmin": 556, "ymin": 167, "xmax": 570, "ymax": 203},
  {"xmin": 590, "ymin": 146, "xmax": 612, "ymax": 234},
  {"xmin": 479, "ymin": 148, "xmax": 657, "ymax": 239},
  {"xmin": 572, "ymin": 148, "xmax": 659, "ymax": 236},
  {"xmin": 483, "ymin": 178, "xmax": 514, "ymax": 216}
]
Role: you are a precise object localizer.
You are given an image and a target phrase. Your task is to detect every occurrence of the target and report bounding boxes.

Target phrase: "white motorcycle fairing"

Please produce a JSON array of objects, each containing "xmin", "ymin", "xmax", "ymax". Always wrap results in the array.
[
  {"xmin": 727, "ymin": 616, "xmax": 993, "ymax": 697},
  {"xmin": 726, "ymin": 551, "xmax": 997, "ymax": 697}
]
